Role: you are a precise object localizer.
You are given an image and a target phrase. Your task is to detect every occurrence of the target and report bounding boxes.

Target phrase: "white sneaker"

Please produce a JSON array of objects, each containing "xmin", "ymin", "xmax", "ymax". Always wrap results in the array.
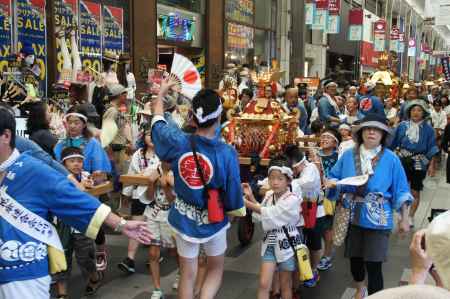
[
  {"xmin": 172, "ymin": 272, "xmax": 180, "ymax": 290},
  {"xmin": 151, "ymin": 289, "xmax": 164, "ymax": 299}
]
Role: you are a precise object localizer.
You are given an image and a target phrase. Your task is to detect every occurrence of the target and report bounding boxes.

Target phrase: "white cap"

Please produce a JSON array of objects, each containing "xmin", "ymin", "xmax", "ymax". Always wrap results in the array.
[{"xmin": 426, "ymin": 211, "xmax": 450, "ymax": 290}]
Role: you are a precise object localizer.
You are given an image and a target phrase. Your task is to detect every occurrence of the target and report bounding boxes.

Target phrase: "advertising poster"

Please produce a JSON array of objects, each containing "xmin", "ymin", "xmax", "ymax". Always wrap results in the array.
[
  {"xmin": 102, "ymin": 5, "xmax": 124, "ymax": 56},
  {"xmin": 0, "ymin": 0, "xmax": 12, "ymax": 73},
  {"xmin": 79, "ymin": 0, "xmax": 102, "ymax": 73},
  {"xmin": 54, "ymin": 0, "xmax": 78, "ymax": 76},
  {"xmin": 16, "ymin": 0, "xmax": 47, "ymax": 81}
]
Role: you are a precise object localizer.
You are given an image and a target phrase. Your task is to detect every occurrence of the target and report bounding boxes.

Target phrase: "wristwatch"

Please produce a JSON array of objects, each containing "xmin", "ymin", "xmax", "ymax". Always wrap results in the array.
[{"xmin": 114, "ymin": 218, "xmax": 127, "ymax": 233}]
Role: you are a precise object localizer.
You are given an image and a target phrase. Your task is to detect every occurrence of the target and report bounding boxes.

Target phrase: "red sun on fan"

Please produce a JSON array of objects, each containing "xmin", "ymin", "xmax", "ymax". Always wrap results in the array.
[{"xmin": 183, "ymin": 69, "xmax": 199, "ymax": 85}]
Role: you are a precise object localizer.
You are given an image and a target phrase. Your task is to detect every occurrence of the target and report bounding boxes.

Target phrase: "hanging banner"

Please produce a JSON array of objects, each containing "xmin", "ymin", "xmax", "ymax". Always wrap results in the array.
[
  {"xmin": 305, "ymin": 1, "xmax": 315, "ymax": 25},
  {"xmin": 389, "ymin": 26, "xmax": 399, "ymax": 52},
  {"xmin": 79, "ymin": 0, "xmax": 102, "ymax": 73},
  {"xmin": 373, "ymin": 20, "xmax": 386, "ymax": 52},
  {"xmin": 441, "ymin": 57, "xmax": 450, "ymax": 81},
  {"xmin": 16, "ymin": 0, "xmax": 47, "ymax": 85},
  {"xmin": 398, "ymin": 33, "xmax": 405, "ymax": 53},
  {"xmin": 348, "ymin": 25, "xmax": 362, "ymax": 41},
  {"xmin": 54, "ymin": 0, "xmax": 78, "ymax": 76},
  {"xmin": 0, "ymin": 0, "xmax": 12, "ymax": 73},
  {"xmin": 408, "ymin": 38, "xmax": 416, "ymax": 57},
  {"xmin": 102, "ymin": 5, "xmax": 124, "ymax": 56},
  {"xmin": 312, "ymin": 0, "xmax": 328, "ymax": 30},
  {"xmin": 348, "ymin": 8, "xmax": 363, "ymax": 41},
  {"xmin": 327, "ymin": 15, "xmax": 340, "ymax": 34}
]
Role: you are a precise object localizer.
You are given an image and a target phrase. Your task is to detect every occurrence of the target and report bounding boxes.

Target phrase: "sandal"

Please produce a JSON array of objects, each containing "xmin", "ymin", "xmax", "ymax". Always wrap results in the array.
[
  {"xmin": 96, "ymin": 250, "xmax": 108, "ymax": 271},
  {"xmin": 85, "ymin": 277, "xmax": 102, "ymax": 296}
]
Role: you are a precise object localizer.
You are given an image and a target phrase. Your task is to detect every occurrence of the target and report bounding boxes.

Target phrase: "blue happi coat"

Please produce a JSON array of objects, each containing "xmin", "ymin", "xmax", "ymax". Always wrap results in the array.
[
  {"xmin": 0, "ymin": 152, "xmax": 110, "ymax": 284},
  {"xmin": 54, "ymin": 137, "xmax": 111, "ymax": 173},
  {"xmin": 389, "ymin": 121, "xmax": 439, "ymax": 170},
  {"xmin": 327, "ymin": 148, "xmax": 412, "ymax": 230},
  {"xmin": 151, "ymin": 115, "xmax": 245, "ymax": 241}
]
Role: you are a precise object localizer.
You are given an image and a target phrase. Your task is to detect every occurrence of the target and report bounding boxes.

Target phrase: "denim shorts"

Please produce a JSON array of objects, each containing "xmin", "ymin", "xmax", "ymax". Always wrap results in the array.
[{"xmin": 262, "ymin": 245, "xmax": 297, "ymax": 272}]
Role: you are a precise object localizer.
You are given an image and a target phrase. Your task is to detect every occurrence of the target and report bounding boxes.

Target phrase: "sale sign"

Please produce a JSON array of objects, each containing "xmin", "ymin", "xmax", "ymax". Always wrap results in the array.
[
  {"xmin": 0, "ymin": 0, "xmax": 12, "ymax": 73},
  {"xmin": 16, "ymin": 0, "xmax": 47, "ymax": 85},
  {"xmin": 79, "ymin": 0, "xmax": 102, "ymax": 73},
  {"xmin": 102, "ymin": 5, "xmax": 124, "ymax": 56}
]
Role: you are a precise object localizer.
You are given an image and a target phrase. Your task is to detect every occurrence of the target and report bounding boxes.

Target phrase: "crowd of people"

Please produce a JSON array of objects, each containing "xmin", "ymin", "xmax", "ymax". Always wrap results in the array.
[{"xmin": 2, "ymin": 55, "xmax": 450, "ymax": 299}]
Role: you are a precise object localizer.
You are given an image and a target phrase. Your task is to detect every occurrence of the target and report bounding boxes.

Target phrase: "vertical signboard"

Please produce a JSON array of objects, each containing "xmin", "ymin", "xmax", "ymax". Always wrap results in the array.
[
  {"xmin": 16, "ymin": 0, "xmax": 47, "ymax": 83},
  {"xmin": 0, "ymin": 0, "xmax": 12, "ymax": 73},
  {"xmin": 79, "ymin": 0, "xmax": 102, "ymax": 73},
  {"xmin": 102, "ymin": 5, "xmax": 124, "ymax": 56}
]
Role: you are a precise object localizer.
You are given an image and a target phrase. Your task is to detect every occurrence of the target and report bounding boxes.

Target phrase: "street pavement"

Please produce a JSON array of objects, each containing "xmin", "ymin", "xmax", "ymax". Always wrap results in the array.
[{"xmin": 63, "ymin": 165, "xmax": 450, "ymax": 299}]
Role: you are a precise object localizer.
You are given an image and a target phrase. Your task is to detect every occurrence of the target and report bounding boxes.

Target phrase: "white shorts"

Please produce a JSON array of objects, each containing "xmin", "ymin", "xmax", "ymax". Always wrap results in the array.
[
  {"xmin": 147, "ymin": 218, "xmax": 176, "ymax": 248},
  {"xmin": 174, "ymin": 229, "xmax": 227, "ymax": 259},
  {"xmin": 0, "ymin": 275, "xmax": 51, "ymax": 299}
]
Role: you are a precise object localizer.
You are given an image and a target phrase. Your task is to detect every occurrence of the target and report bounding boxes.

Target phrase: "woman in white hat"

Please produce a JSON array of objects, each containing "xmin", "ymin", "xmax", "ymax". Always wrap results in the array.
[
  {"xmin": 326, "ymin": 113, "xmax": 412, "ymax": 298},
  {"xmin": 390, "ymin": 100, "xmax": 439, "ymax": 227}
]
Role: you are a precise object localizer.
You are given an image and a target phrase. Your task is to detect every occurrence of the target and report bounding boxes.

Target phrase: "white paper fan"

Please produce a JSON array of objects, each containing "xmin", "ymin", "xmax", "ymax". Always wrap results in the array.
[{"xmin": 170, "ymin": 53, "xmax": 201, "ymax": 100}]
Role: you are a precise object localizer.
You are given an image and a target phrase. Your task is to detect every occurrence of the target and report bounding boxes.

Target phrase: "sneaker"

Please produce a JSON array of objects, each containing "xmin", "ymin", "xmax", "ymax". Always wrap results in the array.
[
  {"xmin": 352, "ymin": 287, "xmax": 368, "ymax": 299},
  {"xmin": 172, "ymin": 272, "xmax": 180, "ymax": 290},
  {"xmin": 117, "ymin": 257, "xmax": 135, "ymax": 274},
  {"xmin": 151, "ymin": 289, "xmax": 164, "ymax": 299},
  {"xmin": 303, "ymin": 271, "xmax": 320, "ymax": 288},
  {"xmin": 317, "ymin": 256, "xmax": 332, "ymax": 271}
]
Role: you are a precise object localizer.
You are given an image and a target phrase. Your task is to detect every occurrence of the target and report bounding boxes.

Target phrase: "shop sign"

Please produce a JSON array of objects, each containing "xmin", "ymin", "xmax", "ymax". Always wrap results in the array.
[
  {"xmin": 0, "ymin": 0, "xmax": 12, "ymax": 73},
  {"xmin": 348, "ymin": 25, "xmax": 362, "ymax": 41},
  {"xmin": 227, "ymin": 22, "xmax": 254, "ymax": 50},
  {"xmin": 328, "ymin": 0, "xmax": 340, "ymax": 15},
  {"xmin": 389, "ymin": 26, "xmax": 399, "ymax": 52},
  {"xmin": 441, "ymin": 57, "xmax": 450, "ymax": 81},
  {"xmin": 16, "ymin": 0, "xmax": 47, "ymax": 84},
  {"xmin": 79, "ymin": 1, "xmax": 102, "ymax": 73},
  {"xmin": 360, "ymin": 41, "xmax": 378, "ymax": 67},
  {"xmin": 408, "ymin": 38, "xmax": 416, "ymax": 57},
  {"xmin": 315, "ymin": 0, "xmax": 329, "ymax": 10},
  {"xmin": 397, "ymin": 33, "xmax": 405, "ymax": 54},
  {"xmin": 102, "ymin": 5, "xmax": 124, "ymax": 55},
  {"xmin": 305, "ymin": 1, "xmax": 315, "ymax": 25},
  {"xmin": 54, "ymin": 0, "xmax": 78, "ymax": 76},
  {"xmin": 327, "ymin": 15, "xmax": 340, "ymax": 34}
]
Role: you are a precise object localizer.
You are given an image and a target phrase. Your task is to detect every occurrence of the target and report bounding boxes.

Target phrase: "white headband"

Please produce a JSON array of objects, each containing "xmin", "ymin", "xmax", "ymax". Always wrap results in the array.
[
  {"xmin": 194, "ymin": 105, "xmax": 223, "ymax": 124},
  {"xmin": 293, "ymin": 156, "xmax": 307, "ymax": 168},
  {"xmin": 62, "ymin": 154, "xmax": 85, "ymax": 162},
  {"xmin": 321, "ymin": 132, "xmax": 340, "ymax": 145},
  {"xmin": 268, "ymin": 166, "xmax": 293, "ymax": 180},
  {"xmin": 65, "ymin": 113, "xmax": 88, "ymax": 122}
]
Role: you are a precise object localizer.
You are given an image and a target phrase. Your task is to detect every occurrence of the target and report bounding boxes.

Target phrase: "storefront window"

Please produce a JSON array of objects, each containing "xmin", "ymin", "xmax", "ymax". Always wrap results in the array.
[
  {"xmin": 158, "ymin": 0, "xmax": 202, "ymax": 13},
  {"xmin": 225, "ymin": 0, "xmax": 276, "ymax": 67},
  {"xmin": 225, "ymin": 0, "xmax": 254, "ymax": 24}
]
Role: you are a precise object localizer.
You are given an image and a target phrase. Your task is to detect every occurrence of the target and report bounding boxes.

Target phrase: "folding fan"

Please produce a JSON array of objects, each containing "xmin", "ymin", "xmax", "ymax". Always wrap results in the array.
[{"xmin": 170, "ymin": 53, "xmax": 201, "ymax": 100}]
